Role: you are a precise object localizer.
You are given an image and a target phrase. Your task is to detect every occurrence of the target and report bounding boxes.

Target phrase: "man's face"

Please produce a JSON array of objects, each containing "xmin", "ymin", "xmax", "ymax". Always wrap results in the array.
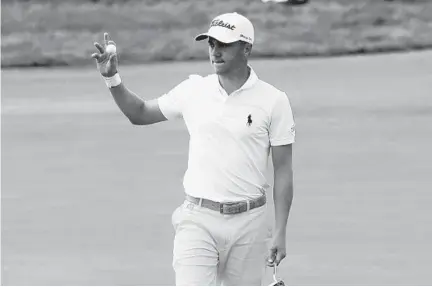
[{"xmin": 208, "ymin": 37, "xmax": 248, "ymax": 75}]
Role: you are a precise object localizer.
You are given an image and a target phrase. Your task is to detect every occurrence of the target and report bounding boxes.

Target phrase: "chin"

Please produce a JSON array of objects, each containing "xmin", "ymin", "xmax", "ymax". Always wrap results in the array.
[{"xmin": 213, "ymin": 64, "xmax": 229, "ymax": 75}]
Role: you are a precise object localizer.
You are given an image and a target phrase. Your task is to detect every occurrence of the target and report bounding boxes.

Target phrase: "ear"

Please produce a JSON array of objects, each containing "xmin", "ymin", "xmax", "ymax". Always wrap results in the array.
[{"xmin": 244, "ymin": 43, "xmax": 252, "ymax": 57}]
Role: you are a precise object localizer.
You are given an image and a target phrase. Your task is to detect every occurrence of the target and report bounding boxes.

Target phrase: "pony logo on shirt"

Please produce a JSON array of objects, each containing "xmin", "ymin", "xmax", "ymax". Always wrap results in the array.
[{"xmin": 247, "ymin": 114, "xmax": 252, "ymax": 126}]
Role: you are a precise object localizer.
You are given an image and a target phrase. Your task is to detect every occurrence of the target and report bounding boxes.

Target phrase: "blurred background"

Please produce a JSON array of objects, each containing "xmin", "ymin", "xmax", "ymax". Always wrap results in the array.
[
  {"xmin": 2, "ymin": 0, "xmax": 432, "ymax": 67},
  {"xmin": 2, "ymin": 0, "xmax": 432, "ymax": 286}
]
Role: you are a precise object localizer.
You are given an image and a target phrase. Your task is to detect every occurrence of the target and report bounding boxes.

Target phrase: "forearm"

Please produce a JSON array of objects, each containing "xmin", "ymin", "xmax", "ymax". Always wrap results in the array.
[
  {"xmin": 273, "ymin": 169, "xmax": 294, "ymax": 236},
  {"xmin": 109, "ymin": 83, "xmax": 145, "ymax": 124}
]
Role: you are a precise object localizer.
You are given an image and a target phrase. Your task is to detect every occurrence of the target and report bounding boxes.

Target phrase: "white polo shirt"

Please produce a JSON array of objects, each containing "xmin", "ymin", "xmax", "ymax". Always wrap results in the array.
[{"xmin": 158, "ymin": 67, "xmax": 295, "ymax": 202}]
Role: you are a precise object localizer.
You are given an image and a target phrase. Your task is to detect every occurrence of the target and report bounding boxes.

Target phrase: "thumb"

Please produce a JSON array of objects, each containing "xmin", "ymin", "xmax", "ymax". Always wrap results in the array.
[
  {"xmin": 267, "ymin": 247, "xmax": 277, "ymax": 266},
  {"xmin": 275, "ymin": 249, "xmax": 286, "ymax": 266}
]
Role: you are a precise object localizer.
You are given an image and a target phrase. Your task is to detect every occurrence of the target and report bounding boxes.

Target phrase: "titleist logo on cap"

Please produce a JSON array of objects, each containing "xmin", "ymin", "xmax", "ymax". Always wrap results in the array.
[{"xmin": 211, "ymin": 19, "xmax": 236, "ymax": 30}]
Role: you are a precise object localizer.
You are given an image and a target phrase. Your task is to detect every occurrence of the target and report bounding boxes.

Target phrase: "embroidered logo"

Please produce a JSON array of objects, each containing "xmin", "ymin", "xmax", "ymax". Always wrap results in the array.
[
  {"xmin": 211, "ymin": 19, "xmax": 236, "ymax": 30},
  {"xmin": 247, "ymin": 114, "xmax": 252, "ymax": 126},
  {"xmin": 240, "ymin": 34, "xmax": 252, "ymax": 42}
]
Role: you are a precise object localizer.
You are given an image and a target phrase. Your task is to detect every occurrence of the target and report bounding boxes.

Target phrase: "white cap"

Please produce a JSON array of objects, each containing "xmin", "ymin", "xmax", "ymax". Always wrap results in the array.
[{"xmin": 195, "ymin": 12, "xmax": 254, "ymax": 44}]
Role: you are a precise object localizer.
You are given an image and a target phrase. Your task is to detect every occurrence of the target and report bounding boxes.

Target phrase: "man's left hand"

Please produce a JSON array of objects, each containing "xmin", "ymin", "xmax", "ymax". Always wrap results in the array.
[{"xmin": 266, "ymin": 233, "xmax": 287, "ymax": 267}]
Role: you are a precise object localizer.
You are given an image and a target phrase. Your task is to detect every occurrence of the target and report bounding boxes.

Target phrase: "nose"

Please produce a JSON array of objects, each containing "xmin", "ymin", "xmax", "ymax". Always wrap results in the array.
[{"xmin": 211, "ymin": 46, "xmax": 222, "ymax": 58}]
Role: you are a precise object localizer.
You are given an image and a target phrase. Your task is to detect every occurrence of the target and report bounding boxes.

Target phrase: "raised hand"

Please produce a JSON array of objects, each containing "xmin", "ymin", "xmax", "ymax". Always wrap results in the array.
[{"xmin": 91, "ymin": 32, "xmax": 118, "ymax": 77}]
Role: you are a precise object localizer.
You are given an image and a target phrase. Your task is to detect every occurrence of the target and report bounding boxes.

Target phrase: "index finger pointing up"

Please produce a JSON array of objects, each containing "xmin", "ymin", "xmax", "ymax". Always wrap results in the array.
[{"xmin": 104, "ymin": 32, "xmax": 110, "ymax": 46}]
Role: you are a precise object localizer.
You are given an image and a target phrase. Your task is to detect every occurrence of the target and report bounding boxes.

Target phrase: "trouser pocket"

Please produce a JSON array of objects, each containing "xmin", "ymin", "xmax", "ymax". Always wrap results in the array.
[
  {"xmin": 172, "ymin": 201, "xmax": 194, "ymax": 231},
  {"xmin": 171, "ymin": 204, "xmax": 183, "ymax": 230}
]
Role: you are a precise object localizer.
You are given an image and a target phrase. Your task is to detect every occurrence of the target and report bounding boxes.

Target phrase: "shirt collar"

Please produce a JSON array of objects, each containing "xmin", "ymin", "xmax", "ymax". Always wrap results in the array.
[
  {"xmin": 241, "ymin": 65, "xmax": 258, "ymax": 90},
  {"xmin": 214, "ymin": 65, "xmax": 259, "ymax": 94}
]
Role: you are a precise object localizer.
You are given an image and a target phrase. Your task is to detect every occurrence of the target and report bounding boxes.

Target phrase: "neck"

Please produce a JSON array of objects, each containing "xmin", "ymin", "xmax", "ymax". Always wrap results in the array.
[{"xmin": 218, "ymin": 65, "xmax": 250, "ymax": 95}]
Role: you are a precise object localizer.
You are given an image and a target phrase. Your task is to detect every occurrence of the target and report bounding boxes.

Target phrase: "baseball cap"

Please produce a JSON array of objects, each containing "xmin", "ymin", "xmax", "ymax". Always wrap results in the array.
[{"xmin": 195, "ymin": 12, "xmax": 254, "ymax": 44}]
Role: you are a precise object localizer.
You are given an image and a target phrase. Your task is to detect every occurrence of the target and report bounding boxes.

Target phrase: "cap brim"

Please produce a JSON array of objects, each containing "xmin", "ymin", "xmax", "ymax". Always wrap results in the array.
[
  {"xmin": 195, "ymin": 33, "xmax": 211, "ymax": 41},
  {"xmin": 194, "ymin": 32, "xmax": 238, "ymax": 44}
]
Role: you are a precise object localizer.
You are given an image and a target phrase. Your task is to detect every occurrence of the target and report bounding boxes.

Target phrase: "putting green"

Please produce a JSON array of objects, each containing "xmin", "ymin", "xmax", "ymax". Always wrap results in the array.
[{"xmin": 2, "ymin": 51, "xmax": 432, "ymax": 285}]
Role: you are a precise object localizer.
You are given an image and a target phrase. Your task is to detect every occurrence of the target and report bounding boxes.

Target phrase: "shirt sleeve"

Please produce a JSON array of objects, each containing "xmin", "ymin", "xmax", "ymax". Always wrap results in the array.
[
  {"xmin": 269, "ymin": 92, "xmax": 296, "ymax": 146},
  {"xmin": 158, "ymin": 75, "xmax": 200, "ymax": 120}
]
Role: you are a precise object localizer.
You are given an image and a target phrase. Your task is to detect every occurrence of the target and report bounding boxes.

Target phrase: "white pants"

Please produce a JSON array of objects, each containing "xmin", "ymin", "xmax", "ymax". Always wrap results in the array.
[{"xmin": 171, "ymin": 199, "xmax": 272, "ymax": 286}]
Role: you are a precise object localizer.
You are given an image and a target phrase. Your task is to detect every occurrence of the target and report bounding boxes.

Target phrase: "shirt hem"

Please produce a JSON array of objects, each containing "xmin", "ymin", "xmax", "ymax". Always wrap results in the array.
[{"xmin": 270, "ymin": 138, "xmax": 295, "ymax": 146}]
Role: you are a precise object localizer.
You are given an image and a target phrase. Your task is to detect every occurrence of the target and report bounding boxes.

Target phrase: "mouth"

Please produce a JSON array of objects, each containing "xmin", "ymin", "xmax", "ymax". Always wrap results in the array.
[{"xmin": 212, "ymin": 59, "xmax": 225, "ymax": 64}]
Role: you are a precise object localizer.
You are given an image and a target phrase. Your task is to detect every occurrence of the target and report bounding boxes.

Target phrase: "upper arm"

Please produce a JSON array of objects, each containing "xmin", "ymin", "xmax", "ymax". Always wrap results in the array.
[
  {"xmin": 269, "ymin": 92, "xmax": 295, "ymax": 146},
  {"xmin": 269, "ymin": 92, "xmax": 295, "ymax": 173},
  {"xmin": 155, "ymin": 75, "xmax": 201, "ymax": 122},
  {"xmin": 133, "ymin": 76, "xmax": 198, "ymax": 125},
  {"xmin": 134, "ymin": 98, "xmax": 168, "ymax": 125},
  {"xmin": 271, "ymin": 144, "xmax": 293, "ymax": 172}
]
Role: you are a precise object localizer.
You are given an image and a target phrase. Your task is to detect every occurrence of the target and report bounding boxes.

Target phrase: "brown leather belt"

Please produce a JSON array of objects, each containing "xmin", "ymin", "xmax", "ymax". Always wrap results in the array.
[{"xmin": 185, "ymin": 194, "xmax": 266, "ymax": 215}]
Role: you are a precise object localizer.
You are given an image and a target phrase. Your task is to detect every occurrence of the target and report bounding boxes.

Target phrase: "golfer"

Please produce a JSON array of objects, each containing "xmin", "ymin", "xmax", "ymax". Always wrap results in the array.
[{"xmin": 92, "ymin": 12, "xmax": 295, "ymax": 286}]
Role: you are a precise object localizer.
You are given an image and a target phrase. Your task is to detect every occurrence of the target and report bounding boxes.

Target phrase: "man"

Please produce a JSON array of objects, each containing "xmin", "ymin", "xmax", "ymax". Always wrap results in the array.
[{"xmin": 91, "ymin": 12, "xmax": 295, "ymax": 286}]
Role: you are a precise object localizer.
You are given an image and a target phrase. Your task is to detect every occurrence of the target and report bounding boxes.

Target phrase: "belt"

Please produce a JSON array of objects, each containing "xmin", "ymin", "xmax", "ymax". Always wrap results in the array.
[{"xmin": 185, "ymin": 194, "xmax": 266, "ymax": 215}]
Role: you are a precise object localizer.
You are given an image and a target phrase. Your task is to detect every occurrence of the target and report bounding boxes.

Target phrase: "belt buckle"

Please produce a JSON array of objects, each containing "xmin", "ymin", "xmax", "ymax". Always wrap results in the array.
[
  {"xmin": 220, "ymin": 202, "xmax": 234, "ymax": 214},
  {"xmin": 220, "ymin": 202, "xmax": 243, "ymax": 214}
]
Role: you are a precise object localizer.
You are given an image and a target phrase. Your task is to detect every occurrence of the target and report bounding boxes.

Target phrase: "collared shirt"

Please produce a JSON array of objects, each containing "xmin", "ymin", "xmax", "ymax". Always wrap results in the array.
[{"xmin": 158, "ymin": 67, "xmax": 295, "ymax": 202}]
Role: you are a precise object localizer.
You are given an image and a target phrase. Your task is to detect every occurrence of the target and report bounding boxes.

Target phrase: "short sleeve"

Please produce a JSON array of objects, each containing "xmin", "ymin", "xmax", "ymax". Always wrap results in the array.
[
  {"xmin": 269, "ymin": 92, "xmax": 296, "ymax": 146},
  {"xmin": 158, "ymin": 75, "xmax": 201, "ymax": 120}
]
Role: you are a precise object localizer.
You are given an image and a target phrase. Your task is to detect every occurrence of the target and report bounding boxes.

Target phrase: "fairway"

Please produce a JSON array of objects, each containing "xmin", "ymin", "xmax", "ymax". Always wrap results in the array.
[{"xmin": 2, "ymin": 51, "xmax": 432, "ymax": 285}]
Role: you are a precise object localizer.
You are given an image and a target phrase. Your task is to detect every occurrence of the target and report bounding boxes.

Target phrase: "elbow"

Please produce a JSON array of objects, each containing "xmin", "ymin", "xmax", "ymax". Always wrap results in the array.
[
  {"xmin": 127, "ymin": 105, "xmax": 146, "ymax": 125},
  {"xmin": 129, "ymin": 119, "xmax": 140, "ymax": 125},
  {"xmin": 128, "ymin": 117, "xmax": 147, "ymax": 125},
  {"xmin": 128, "ymin": 102, "xmax": 148, "ymax": 125}
]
